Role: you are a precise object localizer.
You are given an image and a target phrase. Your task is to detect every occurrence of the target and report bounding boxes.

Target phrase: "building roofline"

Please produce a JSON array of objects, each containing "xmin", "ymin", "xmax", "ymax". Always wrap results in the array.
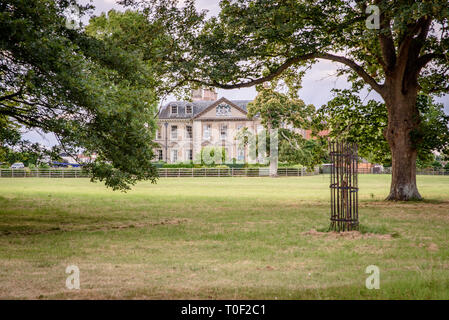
[{"xmin": 193, "ymin": 97, "xmax": 248, "ymax": 119}]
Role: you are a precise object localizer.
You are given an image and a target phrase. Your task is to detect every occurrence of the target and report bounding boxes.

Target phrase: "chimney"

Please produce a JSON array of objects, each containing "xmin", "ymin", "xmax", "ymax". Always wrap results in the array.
[{"xmin": 192, "ymin": 88, "xmax": 217, "ymax": 101}]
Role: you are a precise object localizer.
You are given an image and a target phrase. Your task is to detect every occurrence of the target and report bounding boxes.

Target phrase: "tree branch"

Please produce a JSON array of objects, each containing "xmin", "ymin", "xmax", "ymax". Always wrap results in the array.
[
  {"xmin": 0, "ymin": 91, "xmax": 22, "ymax": 102},
  {"xmin": 378, "ymin": 12, "xmax": 396, "ymax": 70},
  {"xmin": 315, "ymin": 53, "xmax": 384, "ymax": 94},
  {"xmin": 189, "ymin": 54, "xmax": 318, "ymax": 90},
  {"xmin": 415, "ymin": 53, "xmax": 446, "ymax": 72},
  {"xmin": 190, "ymin": 53, "xmax": 384, "ymax": 95}
]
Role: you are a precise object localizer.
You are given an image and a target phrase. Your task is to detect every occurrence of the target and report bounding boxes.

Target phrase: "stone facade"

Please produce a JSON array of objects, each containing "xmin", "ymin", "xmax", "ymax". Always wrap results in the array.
[{"xmin": 154, "ymin": 89, "xmax": 306, "ymax": 164}]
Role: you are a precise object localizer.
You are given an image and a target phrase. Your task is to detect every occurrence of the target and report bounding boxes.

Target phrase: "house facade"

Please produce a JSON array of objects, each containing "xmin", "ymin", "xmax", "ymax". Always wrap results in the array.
[
  {"xmin": 155, "ymin": 88, "xmax": 308, "ymax": 164},
  {"xmin": 154, "ymin": 89, "xmax": 260, "ymax": 163}
]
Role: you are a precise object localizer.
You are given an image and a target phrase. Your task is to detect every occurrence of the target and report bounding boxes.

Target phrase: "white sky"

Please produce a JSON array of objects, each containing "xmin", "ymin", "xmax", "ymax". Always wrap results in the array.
[{"xmin": 24, "ymin": 0, "xmax": 448, "ymax": 145}]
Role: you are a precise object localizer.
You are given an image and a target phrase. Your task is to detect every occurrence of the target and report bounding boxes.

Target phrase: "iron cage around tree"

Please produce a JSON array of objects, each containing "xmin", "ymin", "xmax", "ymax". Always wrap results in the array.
[{"xmin": 329, "ymin": 141, "xmax": 359, "ymax": 231}]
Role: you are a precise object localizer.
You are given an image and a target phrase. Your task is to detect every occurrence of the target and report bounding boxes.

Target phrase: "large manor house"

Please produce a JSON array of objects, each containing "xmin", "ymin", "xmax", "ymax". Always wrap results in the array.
[{"xmin": 154, "ymin": 88, "xmax": 306, "ymax": 164}]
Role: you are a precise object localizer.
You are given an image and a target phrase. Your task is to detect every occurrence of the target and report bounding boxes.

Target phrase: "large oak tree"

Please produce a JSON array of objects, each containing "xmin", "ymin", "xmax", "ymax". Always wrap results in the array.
[
  {"xmin": 128, "ymin": 0, "xmax": 449, "ymax": 200},
  {"xmin": 1, "ymin": 0, "xmax": 160, "ymax": 190}
]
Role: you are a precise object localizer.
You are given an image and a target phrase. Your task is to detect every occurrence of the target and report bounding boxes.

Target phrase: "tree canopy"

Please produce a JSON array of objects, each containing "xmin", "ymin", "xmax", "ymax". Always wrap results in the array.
[
  {"xmin": 1, "ymin": 0, "xmax": 160, "ymax": 190},
  {"xmin": 315, "ymin": 90, "xmax": 449, "ymax": 166},
  {"xmin": 246, "ymin": 84, "xmax": 323, "ymax": 173},
  {"xmin": 124, "ymin": 0, "xmax": 449, "ymax": 200}
]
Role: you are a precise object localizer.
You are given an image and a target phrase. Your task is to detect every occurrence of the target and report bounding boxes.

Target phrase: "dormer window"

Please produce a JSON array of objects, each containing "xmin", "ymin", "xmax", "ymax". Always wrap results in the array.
[
  {"xmin": 171, "ymin": 105, "xmax": 178, "ymax": 114},
  {"xmin": 186, "ymin": 105, "xmax": 192, "ymax": 114}
]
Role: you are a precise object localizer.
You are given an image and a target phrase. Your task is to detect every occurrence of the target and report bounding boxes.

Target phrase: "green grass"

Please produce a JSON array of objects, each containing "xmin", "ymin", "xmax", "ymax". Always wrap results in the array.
[{"xmin": 0, "ymin": 175, "xmax": 448, "ymax": 299}]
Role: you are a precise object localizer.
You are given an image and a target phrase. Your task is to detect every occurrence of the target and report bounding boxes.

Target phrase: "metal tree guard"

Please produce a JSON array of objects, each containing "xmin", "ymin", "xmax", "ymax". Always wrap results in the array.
[{"xmin": 329, "ymin": 141, "xmax": 359, "ymax": 232}]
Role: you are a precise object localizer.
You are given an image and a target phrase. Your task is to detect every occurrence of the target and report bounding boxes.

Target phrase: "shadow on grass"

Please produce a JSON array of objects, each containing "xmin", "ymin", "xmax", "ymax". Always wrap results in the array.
[{"xmin": 315, "ymin": 224, "xmax": 400, "ymax": 238}]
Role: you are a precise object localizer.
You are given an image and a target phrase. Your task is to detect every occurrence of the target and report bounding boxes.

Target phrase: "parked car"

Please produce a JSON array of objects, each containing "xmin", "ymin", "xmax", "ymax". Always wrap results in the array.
[{"xmin": 10, "ymin": 162, "xmax": 25, "ymax": 169}]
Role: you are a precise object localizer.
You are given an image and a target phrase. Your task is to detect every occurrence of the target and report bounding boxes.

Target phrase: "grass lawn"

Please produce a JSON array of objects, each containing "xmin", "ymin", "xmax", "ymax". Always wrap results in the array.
[{"xmin": 0, "ymin": 175, "xmax": 448, "ymax": 299}]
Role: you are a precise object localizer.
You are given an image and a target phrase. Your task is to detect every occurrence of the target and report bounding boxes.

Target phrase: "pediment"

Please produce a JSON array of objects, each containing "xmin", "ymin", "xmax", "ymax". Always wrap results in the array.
[{"xmin": 193, "ymin": 97, "xmax": 247, "ymax": 119}]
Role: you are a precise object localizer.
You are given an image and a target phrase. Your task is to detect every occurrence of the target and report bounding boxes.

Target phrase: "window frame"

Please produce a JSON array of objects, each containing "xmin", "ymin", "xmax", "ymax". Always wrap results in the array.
[
  {"xmin": 186, "ymin": 149, "xmax": 193, "ymax": 161},
  {"xmin": 171, "ymin": 125, "xmax": 178, "ymax": 140},
  {"xmin": 203, "ymin": 124, "xmax": 211, "ymax": 140},
  {"xmin": 186, "ymin": 125, "xmax": 193, "ymax": 139},
  {"xmin": 220, "ymin": 124, "xmax": 227, "ymax": 140},
  {"xmin": 157, "ymin": 149, "xmax": 163, "ymax": 161},
  {"xmin": 237, "ymin": 148, "xmax": 245, "ymax": 161},
  {"xmin": 171, "ymin": 149, "xmax": 178, "ymax": 163}
]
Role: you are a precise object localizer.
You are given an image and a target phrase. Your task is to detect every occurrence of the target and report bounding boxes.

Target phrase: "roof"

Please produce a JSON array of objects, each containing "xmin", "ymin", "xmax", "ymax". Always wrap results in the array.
[{"xmin": 158, "ymin": 98, "xmax": 252, "ymax": 120}]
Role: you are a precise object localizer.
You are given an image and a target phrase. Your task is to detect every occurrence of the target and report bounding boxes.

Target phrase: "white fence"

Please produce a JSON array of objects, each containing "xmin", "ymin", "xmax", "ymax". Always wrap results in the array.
[
  {"xmin": 358, "ymin": 167, "xmax": 449, "ymax": 175},
  {"xmin": 0, "ymin": 167, "xmax": 318, "ymax": 178},
  {"xmin": 158, "ymin": 167, "xmax": 318, "ymax": 177},
  {"xmin": 0, "ymin": 169, "xmax": 89, "ymax": 178},
  {"xmin": 1, "ymin": 167, "xmax": 446, "ymax": 178}
]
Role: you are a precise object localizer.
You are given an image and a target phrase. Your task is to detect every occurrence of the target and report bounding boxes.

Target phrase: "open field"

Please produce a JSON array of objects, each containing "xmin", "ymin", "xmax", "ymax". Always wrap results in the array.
[{"xmin": 0, "ymin": 175, "xmax": 448, "ymax": 299}]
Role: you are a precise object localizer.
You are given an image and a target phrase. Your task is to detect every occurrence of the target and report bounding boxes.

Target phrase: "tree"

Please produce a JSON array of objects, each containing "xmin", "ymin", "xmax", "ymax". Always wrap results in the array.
[
  {"xmin": 278, "ymin": 132, "xmax": 328, "ymax": 170},
  {"xmin": 129, "ymin": 0, "xmax": 449, "ymax": 200},
  {"xmin": 316, "ymin": 90, "xmax": 449, "ymax": 167},
  {"xmin": 246, "ymin": 83, "xmax": 315, "ymax": 176},
  {"xmin": 0, "ymin": 117, "xmax": 62, "ymax": 167},
  {"xmin": 1, "ymin": 0, "xmax": 160, "ymax": 190}
]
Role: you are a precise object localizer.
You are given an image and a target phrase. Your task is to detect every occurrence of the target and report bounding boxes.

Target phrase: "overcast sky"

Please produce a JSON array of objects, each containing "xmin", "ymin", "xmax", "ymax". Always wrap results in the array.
[{"xmin": 23, "ymin": 0, "xmax": 449, "ymax": 145}]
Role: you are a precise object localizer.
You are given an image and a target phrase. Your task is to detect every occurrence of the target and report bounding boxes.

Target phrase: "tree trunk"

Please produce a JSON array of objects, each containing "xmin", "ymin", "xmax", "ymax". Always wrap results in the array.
[
  {"xmin": 384, "ymin": 84, "xmax": 422, "ymax": 201},
  {"xmin": 269, "ymin": 154, "xmax": 278, "ymax": 177}
]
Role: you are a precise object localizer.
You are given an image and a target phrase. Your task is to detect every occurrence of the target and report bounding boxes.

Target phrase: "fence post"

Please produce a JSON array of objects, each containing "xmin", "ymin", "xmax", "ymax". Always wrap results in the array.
[{"xmin": 232, "ymin": 168, "xmax": 234, "ymax": 177}]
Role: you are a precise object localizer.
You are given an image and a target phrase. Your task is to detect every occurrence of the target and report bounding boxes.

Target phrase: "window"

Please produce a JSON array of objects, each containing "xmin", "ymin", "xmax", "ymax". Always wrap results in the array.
[
  {"xmin": 237, "ymin": 148, "xmax": 245, "ymax": 161},
  {"xmin": 216, "ymin": 103, "xmax": 231, "ymax": 116},
  {"xmin": 171, "ymin": 125, "xmax": 178, "ymax": 140},
  {"xmin": 186, "ymin": 149, "xmax": 193, "ymax": 161},
  {"xmin": 157, "ymin": 150, "xmax": 163, "ymax": 161},
  {"xmin": 186, "ymin": 105, "xmax": 192, "ymax": 114},
  {"xmin": 220, "ymin": 124, "xmax": 227, "ymax": 140},
  {"xmin": 156, "ymin": 127, "xmax": 162, "ymax": 139},
  {"xmin": 186, "ymin": 125, "xmax": 192, "ymax": 139},
  {"xmin": 171, "ymin": 149, "xmax": 178, "ymax": 163},
  {"xmin": 171, "ymin": 105, "xmax": 178, "ymax": 114},
  {"xmin": 203, "ymin": 124, "xmax": 211, "ymax": 139}
]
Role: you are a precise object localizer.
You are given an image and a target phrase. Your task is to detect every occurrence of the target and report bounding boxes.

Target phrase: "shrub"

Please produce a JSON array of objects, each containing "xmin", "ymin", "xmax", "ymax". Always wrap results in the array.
[
  {"xmin": 432, "ymin": 160, "xmax": 443, "ymax": 169},
  {"xmin": 214, "ymin": 165, "xmax": 230, "ymax": 169},
  {"xmin": 162, "ymin": 162, "xmax": 194, "ymax": 168}
]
